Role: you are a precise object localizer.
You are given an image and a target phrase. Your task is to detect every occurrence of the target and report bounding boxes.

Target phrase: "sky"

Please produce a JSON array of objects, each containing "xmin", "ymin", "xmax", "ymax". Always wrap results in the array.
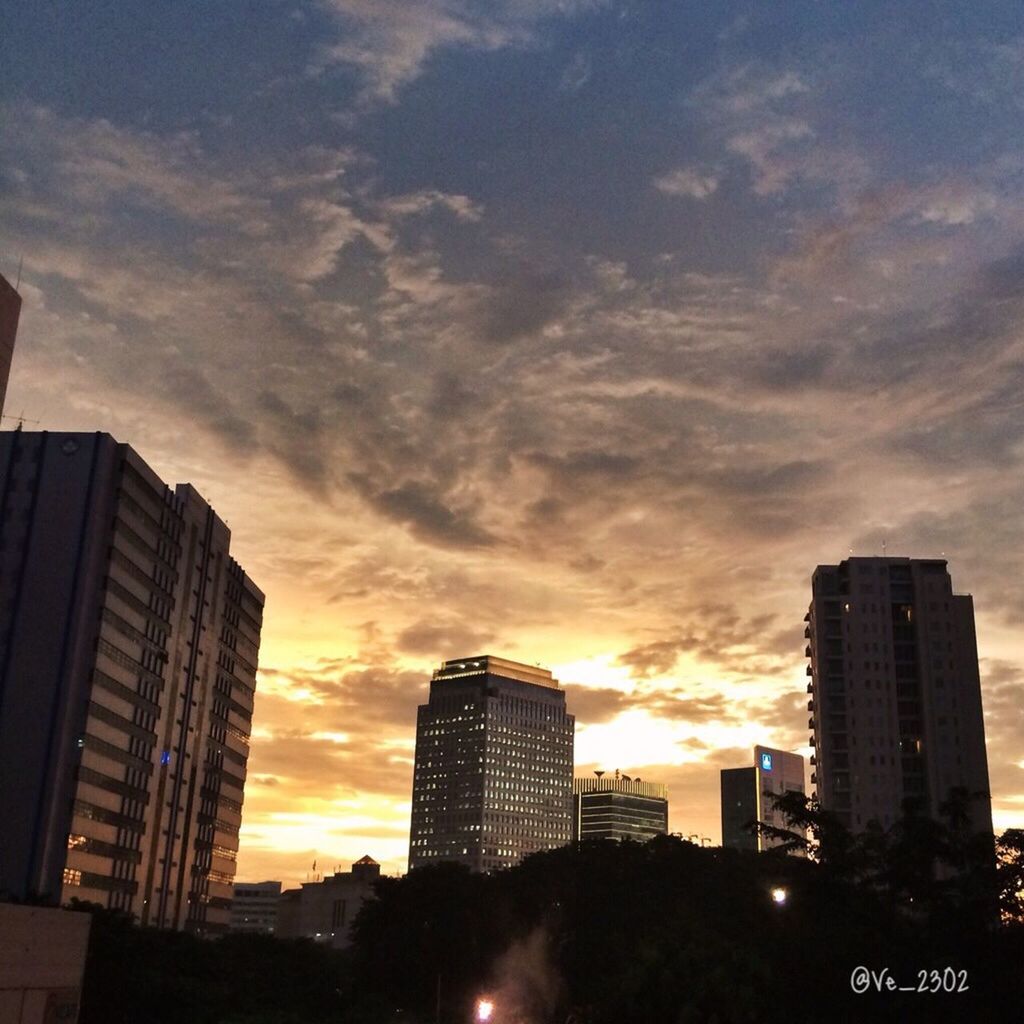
[{"xmin": 3, "ymin": 1, "xmax": 1024, "ymax": 886}]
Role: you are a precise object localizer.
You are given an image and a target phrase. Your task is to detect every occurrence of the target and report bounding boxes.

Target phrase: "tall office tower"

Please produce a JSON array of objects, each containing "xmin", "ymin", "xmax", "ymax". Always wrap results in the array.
[
  {"xmin": 720, "ymin": 746, "xmax": 805, "ymax": 852},
  {"xmin": 0, "ymin": 271, "xmax": 22, "ymax": 418},
  {"xmin": 0, "ymin": 432, "xmax": 264, "ymax": 934},
  {"xmin": 572, "ymin": 772, "xmax": 668, "ymax": 842},
  {"xmin": 806, "ymin": 557, "xmax": 992, "ymax": 835},
  {"xmin": 409, "ymin": 656, "xmax": 574, "ymax": 873}
]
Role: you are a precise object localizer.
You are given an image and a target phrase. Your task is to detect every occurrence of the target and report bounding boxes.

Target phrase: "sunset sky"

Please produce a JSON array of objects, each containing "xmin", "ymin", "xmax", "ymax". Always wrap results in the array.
[{"xmin": 4, "ymin": 2, "xmax": 1024, "ymax": 887}]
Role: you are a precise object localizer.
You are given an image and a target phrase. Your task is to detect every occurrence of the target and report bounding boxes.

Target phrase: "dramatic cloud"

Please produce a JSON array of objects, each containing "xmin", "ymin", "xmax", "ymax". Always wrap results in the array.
[{"xmin": 3, "ymin": 3, "xmax": 1024, "ymax": 877}]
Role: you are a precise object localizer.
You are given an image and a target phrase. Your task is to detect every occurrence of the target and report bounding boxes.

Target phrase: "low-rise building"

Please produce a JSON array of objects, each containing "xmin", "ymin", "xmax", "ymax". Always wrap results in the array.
[
  {"xmin": 276, "ymin": 856, "xmax": 380, "ymax": 949},
  {"xmin": 572, "ymin": 771, "xmax": 669, "ymax": 842},
  {"xmin": 0, "ymin": 904, "xmax": 91, "ymax": 1023},
  {"xmin": 229, "ymin": 880, "xmax": 282, "ymax": 934}
]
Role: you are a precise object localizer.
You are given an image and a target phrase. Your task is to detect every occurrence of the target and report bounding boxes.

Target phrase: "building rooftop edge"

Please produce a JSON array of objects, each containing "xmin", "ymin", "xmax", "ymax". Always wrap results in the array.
[
  {"xmin": 433, "ymin": 654, "xmax": 559, "ymax": 689},
  {"xmin": 573, "ymin": 777, "xmax": 668, "ymax": 798}
]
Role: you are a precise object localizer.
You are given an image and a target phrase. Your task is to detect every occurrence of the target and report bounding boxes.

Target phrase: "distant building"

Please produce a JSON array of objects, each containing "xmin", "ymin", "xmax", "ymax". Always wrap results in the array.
[
  {"xmin": 408, "ymin": 655, "xmax": 575, "ymax": 873},
  {"xmin": 0, "ymin": 432, "xmax": 264, "ymax": 934},
  {"xmin": 572, "ymin": 772, "xmax": 668, "ymax": 842},
  {"xmin": 0, "ymin": 271, "xmax": 22, "ymax": 418},
  {"xmin": 277, "ymin": 856, "xmax": 380, "ymax": 949},
  {"xmin": 807, "ymin": 557, "xmax": 992, "ymax": 835},
  {"xmin": 721, "ymin": 747, "xmax": 805, "ymax": 852},
  {"xmin": 230, "ymin": 880, "xmax": 283, "ymax": 934},
  {"xmin": 0, "ymin": 904, "xmax": 91, "ymax": 1023},
  {"xmin": 720, "ymin": 766, "xmax": 757, "ymax": 852},
  {"xmin": 754, "ymin": 746, "xmax": 805, "ymax": 848}
]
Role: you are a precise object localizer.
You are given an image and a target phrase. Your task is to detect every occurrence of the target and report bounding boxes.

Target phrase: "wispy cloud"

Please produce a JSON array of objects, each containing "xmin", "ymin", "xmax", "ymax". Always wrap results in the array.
[
  {"xmin": 654, "ymin": 167, "xmax": 719, "ymax": 200},
  {"xmin": 317, "ymin": 0, "xmax": 605, "ymax": 103}
]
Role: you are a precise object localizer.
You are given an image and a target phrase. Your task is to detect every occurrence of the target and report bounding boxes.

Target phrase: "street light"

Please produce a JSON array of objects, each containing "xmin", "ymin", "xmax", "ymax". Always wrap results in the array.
[
  {"xmin": 476, "ymin": 998, "xmax": 495, "ymax": 1022},
  {"xmin": 770, "ymin": 886, "xmax": 788, "ymax": 906}
]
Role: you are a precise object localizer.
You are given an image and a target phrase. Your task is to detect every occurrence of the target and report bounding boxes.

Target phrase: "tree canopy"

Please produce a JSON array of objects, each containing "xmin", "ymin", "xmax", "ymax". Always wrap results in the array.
[{"xmin": 67, "ymin": 807, "xmax": 1024, "ymax": 1023}]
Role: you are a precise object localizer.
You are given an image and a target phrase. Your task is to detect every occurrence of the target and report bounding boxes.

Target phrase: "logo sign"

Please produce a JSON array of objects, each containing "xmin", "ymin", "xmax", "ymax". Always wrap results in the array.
[{"xmin": 760, "ymin": 752, "xmax": 773, "ymax": 772}]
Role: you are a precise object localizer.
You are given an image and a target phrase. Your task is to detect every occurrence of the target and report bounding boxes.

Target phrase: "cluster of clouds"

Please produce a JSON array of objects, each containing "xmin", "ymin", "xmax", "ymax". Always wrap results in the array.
[{"xmin": 4, "ymin": 4, "xmax": 1024, "ymax": 879}]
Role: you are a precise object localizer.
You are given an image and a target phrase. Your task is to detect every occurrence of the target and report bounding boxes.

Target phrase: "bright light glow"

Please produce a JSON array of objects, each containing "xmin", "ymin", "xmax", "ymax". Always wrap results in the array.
[
  {"xmin": 476, "ymin": 998, "xmax": 494, "ymax": 1021},
  {"xmin": 310, "ymin": 730, "xmax": 351, "ymax": 744},
  {"xmin": 771, "ymin": 886, "xmax": 788, "ymax": 905},
  {"xmin": 553, "ymin": 654, "xmax": 635, "ymax": 691},
  {"xmin": 576, "ymin": 707, "xmax": 768, "ymax": 769}
]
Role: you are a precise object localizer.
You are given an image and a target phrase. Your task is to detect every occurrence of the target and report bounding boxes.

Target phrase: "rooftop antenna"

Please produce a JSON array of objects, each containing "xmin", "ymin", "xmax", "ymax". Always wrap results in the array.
[
  {"xmin": 882, "ymin": 538, "xmax": 887, "ymax": 556},
  {"xmin": 1, "ymin": 411, "xmax": 39, "ymax": 430},
  {"xmin": 15, "ymin": 255, "xmax": 23, "ymax": 291}
]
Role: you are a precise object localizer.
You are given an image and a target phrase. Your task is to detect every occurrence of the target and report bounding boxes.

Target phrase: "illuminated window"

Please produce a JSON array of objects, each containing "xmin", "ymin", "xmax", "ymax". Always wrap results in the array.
[
  {"xmin": 63, "ymin": 868, "xmax": 82, "ymax": 886},
  {"xmin": 67, "ymin": 833, "xmax": 88, "ymax": 850}
]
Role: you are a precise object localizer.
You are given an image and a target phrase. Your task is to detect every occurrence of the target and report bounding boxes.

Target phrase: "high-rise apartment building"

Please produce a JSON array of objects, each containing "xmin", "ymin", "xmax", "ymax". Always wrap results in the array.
[
  {"xmin": 0, "ymin": 271, "xmax": 22, "ymax": 419},
  {"xmin": 0, "ymin": 431, "xmax": 263, "ymax": 933},
  {"xmin": 572, "ymin": 772, "xmax": 668, "ymax": 842},
  {"xmin": 721, "ymin": 747, "xmax": 805, "ymax": 851},
  {"xmin": 806, "ymin": 557, "xmax": 992, "ymax": 835},
  {"xmin": 408, "ymin": 655, "xmax": 574, "ymax": 873}
]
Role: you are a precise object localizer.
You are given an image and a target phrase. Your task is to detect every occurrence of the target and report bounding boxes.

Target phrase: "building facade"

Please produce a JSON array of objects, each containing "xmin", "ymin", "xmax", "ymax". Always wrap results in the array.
[
  {"xmin": 753, "ymin": 746, "xmax": 805, "ymax": 849},
  {"xmin": 409, "ymin": 655, "xmax": 575, "ymax": 873},
  {"xmin": 229, "ymin": 880, "xmax": 282, "ymax": 935},
  {"xmin": 0, "ymin": 271, "xmax": 22, "ymax": 419},
  {"xmin": 0, "ymin": 904, "xmax": 91, "ymax": 1024},
  {"xmin": 0, "ymin": 431, "xmax": 263, "ymax": 933},
  {"xmin": 720, "ymin": 766, "xmax": 757, "ymax": 852},
  {"xmin": 277, "ymin": 856, "xmax": 380, "ymax": 949},
  {"xmin": 572, "ymin": 773, "xmax": 668, "ymax": 842},
  {"xmin": 806, "ymin": 557, "xmax": 992, "ymax": 835}
]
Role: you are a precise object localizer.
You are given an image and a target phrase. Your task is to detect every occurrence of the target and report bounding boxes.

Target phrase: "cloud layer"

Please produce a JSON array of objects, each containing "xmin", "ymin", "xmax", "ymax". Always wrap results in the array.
[{"xmin": 3, "ymin": 3, "xmax": 1024, "ymax": 881}]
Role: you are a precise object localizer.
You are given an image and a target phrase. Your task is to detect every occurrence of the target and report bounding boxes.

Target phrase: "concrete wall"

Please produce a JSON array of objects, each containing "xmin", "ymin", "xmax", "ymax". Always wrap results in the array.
[{"xmin": 0, "ymin": 904, "xmax": 91, "ymax": 1024}]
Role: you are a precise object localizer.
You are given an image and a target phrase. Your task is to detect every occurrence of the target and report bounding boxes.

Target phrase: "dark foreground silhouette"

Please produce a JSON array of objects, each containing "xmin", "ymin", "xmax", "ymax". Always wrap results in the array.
[{"xmin": 70, "ymin": 798, "xmax": 1024, "ymax": 1024}]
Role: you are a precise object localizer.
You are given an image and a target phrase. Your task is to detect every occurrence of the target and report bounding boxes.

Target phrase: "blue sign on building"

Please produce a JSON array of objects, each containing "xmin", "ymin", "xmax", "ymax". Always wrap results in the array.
[{"xmin": 761, "ymin": 752, "xmax": 773, "ymax": 772}]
